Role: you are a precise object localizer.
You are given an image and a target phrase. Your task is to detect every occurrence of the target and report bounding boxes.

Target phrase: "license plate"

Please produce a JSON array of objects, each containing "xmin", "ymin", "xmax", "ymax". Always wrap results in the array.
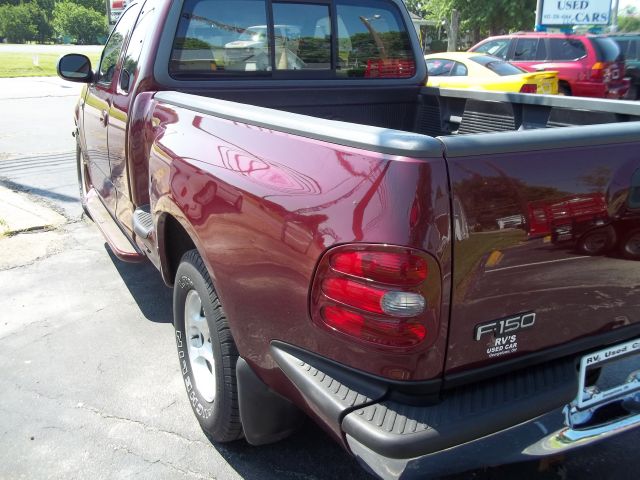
[{"xmin": 576, "ymin": 338, "xmax": 640, "ymax": 410}]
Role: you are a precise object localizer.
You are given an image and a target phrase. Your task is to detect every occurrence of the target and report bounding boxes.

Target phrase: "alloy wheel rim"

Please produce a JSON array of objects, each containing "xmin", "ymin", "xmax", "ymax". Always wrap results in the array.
[{"xmin": 185, "ymin": 289, "xmax": 216, "ymax": 402}]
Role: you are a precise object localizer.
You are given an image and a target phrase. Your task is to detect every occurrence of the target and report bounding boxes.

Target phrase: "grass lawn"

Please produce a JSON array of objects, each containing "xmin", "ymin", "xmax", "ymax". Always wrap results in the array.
[{"xmin": 0, "ymin": 52, "xmax": 102, "ymax": 78}]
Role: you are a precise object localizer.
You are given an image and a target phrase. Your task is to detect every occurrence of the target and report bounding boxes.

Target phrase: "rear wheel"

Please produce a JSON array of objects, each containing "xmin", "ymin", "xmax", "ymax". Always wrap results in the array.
[
  {"xmin": 558, "ymin": 83, "xmax": 571, "ymax": 96},
  {"xmin": 625, "ymin": 83, "xmax": 639, "ymax": 101},
  {"xmin": 620, "ymin": 229, "xmax": 640, "ymax": 260},
  {"xmin": 173, "ymin": 249, "xmax": 243, "ymax": 442},
  {"xmin": 577, "ymin": 226, "xmax": 615, "ymax": 255}
]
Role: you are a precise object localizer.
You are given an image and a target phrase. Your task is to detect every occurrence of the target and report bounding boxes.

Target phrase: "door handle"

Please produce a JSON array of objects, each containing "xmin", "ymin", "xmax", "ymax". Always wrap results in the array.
[{"xmin": 100, "ymin": 110, "xmax": 109, "ymax": 127}]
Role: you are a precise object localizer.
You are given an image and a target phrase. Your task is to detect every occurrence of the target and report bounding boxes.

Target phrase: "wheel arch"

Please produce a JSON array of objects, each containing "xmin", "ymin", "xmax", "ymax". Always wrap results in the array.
[{"xmin": 156, "ymin": 205, "xmax": 210, "ymax": 288}]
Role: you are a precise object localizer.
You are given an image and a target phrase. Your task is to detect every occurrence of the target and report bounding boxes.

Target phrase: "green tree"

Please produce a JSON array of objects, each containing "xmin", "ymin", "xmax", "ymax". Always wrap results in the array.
[
  {"xmin": 53, "ymin": 0, "xmax": 107, "ymax": 44},
  {"xmin": 26, "ymin": 1, "xmax": 53, "ymax": 43},
  {"xmin": 404, "ymin": 0, "xmax": 536, "ymax": 46},
  {"xmin": 0, "ymin": 3, "xmax": 38, "ymax": 42},
  {"xmin": 618, "ymin": 15, "xmax": 640, "ymax": 33}
]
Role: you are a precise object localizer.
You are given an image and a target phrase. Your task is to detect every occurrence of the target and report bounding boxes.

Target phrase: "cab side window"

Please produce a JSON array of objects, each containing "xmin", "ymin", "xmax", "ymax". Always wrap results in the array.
[
  {"xmin": 98, "ymin": 3, "xmax": 142, "ymax": 86},
  {"xmin": 120, "ymin": 3, "xmax": 157, "ymax": 92}
]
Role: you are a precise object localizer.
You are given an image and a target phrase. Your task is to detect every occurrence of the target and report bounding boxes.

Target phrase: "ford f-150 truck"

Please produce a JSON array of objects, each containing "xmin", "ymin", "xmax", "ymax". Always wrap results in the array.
[{"xmin": 57, "ymin": 0, "xmax": 640, "ymax": 478}]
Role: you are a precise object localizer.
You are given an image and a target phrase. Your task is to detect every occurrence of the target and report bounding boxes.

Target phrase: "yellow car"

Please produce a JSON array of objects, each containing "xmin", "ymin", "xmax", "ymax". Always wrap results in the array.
[{"xmin": 425, "ymin": 52, "xmax": 558, "ymax": 94}]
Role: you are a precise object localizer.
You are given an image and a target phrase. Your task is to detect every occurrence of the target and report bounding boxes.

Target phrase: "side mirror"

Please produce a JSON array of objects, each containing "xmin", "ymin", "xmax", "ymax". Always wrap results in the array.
[{"xmin": 57, "ymin": 54, "xmax": 93, "ymax": 83}]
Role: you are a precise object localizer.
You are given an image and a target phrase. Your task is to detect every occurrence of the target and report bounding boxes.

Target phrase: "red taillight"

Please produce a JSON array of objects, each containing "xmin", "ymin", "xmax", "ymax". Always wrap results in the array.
[
  {"xmin": 322, "ymin": 306, "xmax": 427, "ymax": 348},
  {"xmin": 322, "ymin": 278, "xmax": 386, "ymax": 314},
  {"xmin": 311, "ymin": 245, "xmax": 439, "ymax": 349},
  {"xmin": 519, "ymin": 84, "xmax": 537, "ymax": 94},
  {"xmin": 330, "ymin": 251, "xmax": 428, "ymax": 286},
  {"xmin": 590, "ymin": 62, "xmax": 609, "ymax": 82}
]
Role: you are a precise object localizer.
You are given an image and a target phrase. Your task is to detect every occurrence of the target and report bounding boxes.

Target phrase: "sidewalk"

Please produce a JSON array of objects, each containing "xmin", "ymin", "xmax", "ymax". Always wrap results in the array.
[{"xmin": 0, "ymin": 185, "xmax": 66, "ymax": 236}]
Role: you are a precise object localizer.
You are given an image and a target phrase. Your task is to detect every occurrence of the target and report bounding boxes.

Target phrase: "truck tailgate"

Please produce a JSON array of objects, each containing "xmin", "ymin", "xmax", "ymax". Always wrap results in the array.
[{"xmin": 440, "ymin": 123, "xmax": 640, "ymax": 378}]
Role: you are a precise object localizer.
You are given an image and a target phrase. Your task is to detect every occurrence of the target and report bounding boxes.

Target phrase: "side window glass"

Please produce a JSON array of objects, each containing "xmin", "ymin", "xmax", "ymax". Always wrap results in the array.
[
  {"xmin": 451, "ymin": 62, "xmax": 467, "ymax": 76},
  {"xmin": 98, "ymin": 4, "xmax": 141, "ymax": 86},
  {"xmin": 121, "ymin": 3, "xmax": 157, "ymax": 91},
  {"xmin": 474, "ymin": 39, "xmax": 509, "ymax": 59},
  {"xmin": 272, "ymin": 2, "xmax": 331, "ymax": 71},
  {"xmin": 335, "ymin": 0, "xmax": 415, "ymax": 79},
  {"xmin": 549, "ymin": 38, "xmax": 586, "ymax": 61},
  {"xmin": 617, "ymin": 40, "xmax": 629, "ymax": 58},
  {"xmin": 513, "ymin": 38, "xmax": 538, "ymax": 61},
  {"xmin": 425, "ymin": 59, "xmax": 454, "ymax": 76},
  {"xmin": 536, "ymin": 39, "xmax": 547, "ymax": 60},
  {"xmin": 625, "ymin": 40, "xmax": 637, "ymax": 60}
]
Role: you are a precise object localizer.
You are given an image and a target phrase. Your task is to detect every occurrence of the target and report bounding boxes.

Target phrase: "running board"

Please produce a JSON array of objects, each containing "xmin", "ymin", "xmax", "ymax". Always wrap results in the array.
[{"xmin": 85, "ymin": 188, "xmax": 145, "ymax": 262}]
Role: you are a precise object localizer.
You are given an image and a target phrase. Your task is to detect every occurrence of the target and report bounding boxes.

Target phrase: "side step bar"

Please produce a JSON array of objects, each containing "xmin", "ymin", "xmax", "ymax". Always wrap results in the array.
[{"xmin": 85, "ymin": 188, "xmax": 145, "ymax": 262}]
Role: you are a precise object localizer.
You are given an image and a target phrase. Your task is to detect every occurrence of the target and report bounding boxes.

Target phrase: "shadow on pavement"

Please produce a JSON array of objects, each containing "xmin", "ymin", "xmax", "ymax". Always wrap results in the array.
[
  {"xmin": 212, "ymin": 420, "xmax": 372, "ymax": 480},
  {"xmin": 105, "ymin": 246, "xmax": 173, "ymax": 324},
  {"xmin": 0, "ymin": 177, "xmax": 79, "ymax": 204}
]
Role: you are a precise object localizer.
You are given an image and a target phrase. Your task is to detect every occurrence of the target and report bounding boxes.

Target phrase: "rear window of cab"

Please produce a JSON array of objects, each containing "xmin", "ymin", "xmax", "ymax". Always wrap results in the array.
[
  {"xmin": 169, "ymin": 0, "xmax": 416, "ymax": 79},
  {"xmin": 470, "ymin": 55, "xmax": 525, "ymax": 76}
]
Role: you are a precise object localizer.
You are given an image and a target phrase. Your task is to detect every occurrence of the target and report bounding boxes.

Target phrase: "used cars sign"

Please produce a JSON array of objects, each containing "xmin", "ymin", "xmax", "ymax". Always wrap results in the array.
[{"xmin": 541, "ymin": 0, "xmax": 612, "ymax": 25}]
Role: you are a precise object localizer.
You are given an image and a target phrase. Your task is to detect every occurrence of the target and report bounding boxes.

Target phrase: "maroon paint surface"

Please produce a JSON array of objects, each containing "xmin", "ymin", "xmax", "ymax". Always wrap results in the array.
[
  {"xmin": 147, "ymin": 103, "xmax": 452, "ymax": 381},
  {"xmin": 446, "ymin": 143, "xmax": 640, "ymax": 374}
]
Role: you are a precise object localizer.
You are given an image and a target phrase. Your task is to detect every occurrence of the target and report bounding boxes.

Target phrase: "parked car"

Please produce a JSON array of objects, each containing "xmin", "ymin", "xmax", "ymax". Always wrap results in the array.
[
  {"xmin": 57, "ymin": 0, "xmax": 640, "ymax": 478},
  {"xmin": 600, "ymin": 33, "xmax": 640, "ymax": 100},
  {"xmin": 469, "ymin": 32, "xmax": 629, "ymax": 98},
  {"xmin": 224, "ymin": 24, "xmax": 303, "ymax": 70},
  {"xmin": 424, "ymin": 52, "xmax": 558, "ymax": 94}
]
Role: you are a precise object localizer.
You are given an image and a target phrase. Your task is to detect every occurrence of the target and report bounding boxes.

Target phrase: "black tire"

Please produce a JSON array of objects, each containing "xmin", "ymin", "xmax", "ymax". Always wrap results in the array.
[
  {"xmin": 173, "ymin": 249, "xmax": 243, "ymax": 442},
  {"xmin": 620, "ymin": 228, "xmax": 640, "ymax": 260},
  {"xmin": 577, "ymin": 226, "xmax": 616, "ymax": 256},
  {"xmin": 625, "ymin": 82, "xmax": 639, "ymax": 101},
  {"xmin": 76, "ymin": 142, "xmax": 91, "ymax": 219},
  {"xmin": 558, "ymin": 83, "xmax": 571, "ymax": 96}
]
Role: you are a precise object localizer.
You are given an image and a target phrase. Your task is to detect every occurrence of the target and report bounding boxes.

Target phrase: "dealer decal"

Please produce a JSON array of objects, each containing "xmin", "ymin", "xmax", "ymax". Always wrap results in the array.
[
  {"xmin": 486, "ymin": 335, "xmax": 518, "ymax": 358},
  {"xmin": 474, "ymin": 312, "xmax": 536, "ymax": 358}
]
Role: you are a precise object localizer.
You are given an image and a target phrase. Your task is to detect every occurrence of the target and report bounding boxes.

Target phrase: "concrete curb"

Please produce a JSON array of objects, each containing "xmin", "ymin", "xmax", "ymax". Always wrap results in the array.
[{"xmin": 0, "ymin": 185, "xmax": 66, "ymax": 236}]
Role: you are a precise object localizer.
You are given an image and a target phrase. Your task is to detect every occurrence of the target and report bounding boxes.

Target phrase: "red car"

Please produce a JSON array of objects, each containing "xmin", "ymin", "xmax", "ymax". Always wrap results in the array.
[{"xmin": 470, "ymin": 32, "xmax": 629, "ymax": 98}]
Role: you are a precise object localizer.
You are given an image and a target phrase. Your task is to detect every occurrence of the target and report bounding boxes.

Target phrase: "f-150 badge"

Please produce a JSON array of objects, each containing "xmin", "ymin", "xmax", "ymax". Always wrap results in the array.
[
  {"xmin": 474, "ymin": 312, "xmax": 536, "ymax": 341},
  {"xmin": 475, "ymin": 313, "xmax": 535, "ymax": 357}
]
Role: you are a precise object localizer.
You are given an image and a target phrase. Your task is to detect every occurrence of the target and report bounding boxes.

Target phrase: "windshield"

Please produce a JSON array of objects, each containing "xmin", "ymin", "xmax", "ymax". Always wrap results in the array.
[
  {"xmin": 471, "ymin": 55, "xmax": 526, "ymax": 76},
  {"xmin": 593, "ymin": 37, "xmax": 623, "ymax": 62}
]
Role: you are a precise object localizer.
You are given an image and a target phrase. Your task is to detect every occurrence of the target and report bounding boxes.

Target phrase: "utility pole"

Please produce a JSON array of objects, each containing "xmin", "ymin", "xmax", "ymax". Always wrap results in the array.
[
  {"xmin": 610, "ymin": 0, "xmax": 619, "ymax": 33},
  {"xmin": 447, "ymin": 9, "xmax": 459, "ymax": 52},
  {"xmin": 106, "ymin": 0, "xmax": 112, "ymax": 26},
  {"xmin": 534, "ymin": 0, "xmax": 544, "ymax": 31}
]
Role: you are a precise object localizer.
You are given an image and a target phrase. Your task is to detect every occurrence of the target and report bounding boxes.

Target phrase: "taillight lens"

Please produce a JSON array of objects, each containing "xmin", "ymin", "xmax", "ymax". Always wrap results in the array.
[
  {"xmin": 310, "ymin": 245, "xmax": 439, "ymax": 349},
  {"xmin": 322, "ymin": 278, "xmax": 386, "ymax": 314},
  {"xmin": 590, "ymin": 62, "xmax": 608, "ymax": 82},
  {"xmin": 330, "ymin": 251, "xmax": 427, "ymax": 286},
  {"xmin": 322, "ymin": 305, "xmax": 427, "ymax": 348},
  {"xmin": 519, "ymin": 84, "xmax": 537, "ymax": 94}
]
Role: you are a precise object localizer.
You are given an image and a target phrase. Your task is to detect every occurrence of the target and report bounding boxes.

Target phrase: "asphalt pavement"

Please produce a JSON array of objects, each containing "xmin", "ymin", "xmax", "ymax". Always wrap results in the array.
[{"xmin": 1, "ymin": 77, "xmax": 639, "ymax": 480}]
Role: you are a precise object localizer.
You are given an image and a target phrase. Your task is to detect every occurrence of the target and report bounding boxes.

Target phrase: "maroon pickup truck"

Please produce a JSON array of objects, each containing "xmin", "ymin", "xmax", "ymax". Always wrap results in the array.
[{"xmin": 57, "ymin": 0, "xmax": 640, "ymax": 478}]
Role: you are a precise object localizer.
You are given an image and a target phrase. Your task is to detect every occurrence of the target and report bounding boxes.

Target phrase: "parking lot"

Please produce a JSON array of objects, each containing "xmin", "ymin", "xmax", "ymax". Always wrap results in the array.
[{"xmin": 0, "ymin": 77, "xmax": 639, "ymax": 480}]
